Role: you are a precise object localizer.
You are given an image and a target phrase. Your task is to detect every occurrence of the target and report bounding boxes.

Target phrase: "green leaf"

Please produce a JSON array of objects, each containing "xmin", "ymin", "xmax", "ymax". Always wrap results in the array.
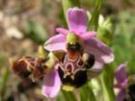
[
  {"xmin": 97, "ymin": 17, "xmax": 113, "ymax": 45},
  {"xmin": 25, "ymin": 20, "xmax": 48, "ymax": 44},
  {"xmin": 56, "ymin": 91, "xmax": 66, "ymax": 101},
  {"xmin": 80, "ymin": 84, "xmax": 96, "ymax": 101},
  {"xmin": 89, "ymin": 10, "xmax": 99, "ymax": 30},
  {"xmin": 0, "ymin": 67, "xmax": 10, "ymax": 100},
  {"xmin": 89, "ymin": 0, "xmax": 104, "ymax": 30},
  {"xmin": 62, "ymin": 90, "xmax": 77, "ymax": 101}
]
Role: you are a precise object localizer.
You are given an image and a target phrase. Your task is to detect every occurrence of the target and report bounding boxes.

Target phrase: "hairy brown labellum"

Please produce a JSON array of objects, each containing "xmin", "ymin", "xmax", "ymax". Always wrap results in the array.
[
  {"xmin": 58, "ymin": 43, "xmax": 95, "ymax": 87},
  {"xmin": 12, "ymin": 57, "xmax": 31, "ymax": 78},
  {"xmin": 12, "ymin": 57, "xmax": 47, "ymax": 80}
]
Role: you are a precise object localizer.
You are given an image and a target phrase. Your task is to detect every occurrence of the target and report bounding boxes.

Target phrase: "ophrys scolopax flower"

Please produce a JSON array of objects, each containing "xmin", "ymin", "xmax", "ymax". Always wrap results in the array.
[{"xmin": 43, "ymin": 7, "xmax": 114, "ymax": 97}]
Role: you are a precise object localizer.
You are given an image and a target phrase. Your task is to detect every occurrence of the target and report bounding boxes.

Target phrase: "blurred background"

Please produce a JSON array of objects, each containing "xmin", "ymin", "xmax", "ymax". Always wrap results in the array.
[{"xmin": 0, "ymin": 0, "xmax": 135, "ymax": 101}]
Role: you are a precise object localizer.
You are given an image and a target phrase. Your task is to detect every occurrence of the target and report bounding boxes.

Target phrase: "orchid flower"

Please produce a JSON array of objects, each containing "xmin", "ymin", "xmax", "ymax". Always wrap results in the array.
[
  {"xmin": 115, "ymin": 64, "xmax": 135, "ymax": 101},
  {"xmin": 44, "ymin": 7, "xmax": 114, "ymax": 72},
  {"xmin": 12, "ymin": 52, "xmax": 61, "ymax": 98},
  {"xmin": 42, "ymin": 7, "xmax": 114, "ymax": 98},
  {"xmin": 115, "ymin": 64, "xmax": 128, "ymax": 101}
]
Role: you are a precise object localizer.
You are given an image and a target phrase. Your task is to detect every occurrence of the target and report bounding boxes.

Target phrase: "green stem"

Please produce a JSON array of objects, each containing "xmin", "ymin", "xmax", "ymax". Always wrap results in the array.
[
  {"xmin": 89, "ymin": 0, "xmax": 104, "ymax": 30},
  {"xmin": 100, "ymin": 65, "xmax": 115, "ymax": 101},
  {"xmin": 80, "ymin": 84, "xmax": 96, "ymax": 101}
]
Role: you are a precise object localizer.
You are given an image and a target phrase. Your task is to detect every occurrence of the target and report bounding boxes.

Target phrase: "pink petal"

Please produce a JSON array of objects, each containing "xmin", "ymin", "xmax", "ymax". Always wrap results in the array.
[
  {"xmin": 45, "ymin": 42, "xmax": 66, "ymax": 52},
  {"xmin": 67, "ymin": 7, "xmax": 88, "ymax": 34},
  {"xmin": 87, "ymin": 61, "xmax": 104, "ymax": 79},
  {"xmin": 45, "ymin": 34, "xmax": 65, "ymax": 45},
  {"xmin": 83, "ymin": 38, "xmax": 114, "ymax": 64},
  {"xmin": 42, "ymin": 69, "xmax": 61, "ymax": 98},
  {"xmin": 80, "ymin": 31, "xmax": 96, "ymax": 40},
  {"xmin": 90, "ymin": 61, "xmax": 104, "ymax": 72},
  {"xmin": 115, "ymin": 64, "xmax": 128, "ymax": 86},
  {"xmin": 44, "ymin": 34, "xmax": 66, "ymax": 52},
  {"xmin": 56, "ymin": 28, "xmax": 69, "ymax": 35}
]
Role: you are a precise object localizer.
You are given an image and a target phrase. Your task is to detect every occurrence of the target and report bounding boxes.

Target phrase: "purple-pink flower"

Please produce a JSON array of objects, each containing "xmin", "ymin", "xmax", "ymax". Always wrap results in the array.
[
  {"xmin": 45, "ymin": 7, "xmax": 114, "ymax": 70},
  {"xmin": 42, "ymin": 7, "xmax": 114, "ymax": 98},
  {"xmin": 42, "ymin": 69, "xmax": 61, "ymax": 98},
  {"xmin": 115, "ymin": 64, "xmax": 135, "ymax": 101},
  {"xmin": 115, "ymin": 64, "xmax": 128, "ymax": 101}
]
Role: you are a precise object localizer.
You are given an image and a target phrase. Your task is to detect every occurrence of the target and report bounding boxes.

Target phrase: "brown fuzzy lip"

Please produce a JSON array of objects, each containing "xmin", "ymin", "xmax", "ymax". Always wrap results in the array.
[
  {"xmin": 12, "ymin": 57, "xmax": 47, "ymax": 80},
  {"xmin": 12, "ymin": 57, "xmax": 31, "ymax": 78},
  {"xmin": 57, "ymin": 51, "xmax": 95, "ymax": 88}
]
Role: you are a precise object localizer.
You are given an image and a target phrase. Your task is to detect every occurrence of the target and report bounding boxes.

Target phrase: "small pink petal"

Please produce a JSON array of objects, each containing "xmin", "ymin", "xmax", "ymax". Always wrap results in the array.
[
  {"xmin": 44, "ymin": 34, "xmax": 66, "ymax": 52},
  {"xmin": 56, "ymin": 28, "xmax": 69, "ymax": 35},
  {"xmin": 83, "ymin": 38, "xmax": 114, "ymax": 64},
  {"xmin": 80, "ymin": 31, "xmax": 96, "ymax": 40},
  {"xmin": 115, "ymin": 64, "xmax": 128, "ymax": 86},
  {"xmin": 90, "ymin": 61, "xmax": 104, "ymax": 72},
  {"xmin": 87, "ymin": 61, "xmax": 104, "ymax": 80},
  {"xmin": 42, "ymin": 69, "xmax": 61, "ymax": 98},
  {"xmin": 45, "ymin": 42, "xmax": 66, "ymax": 52},
  {"xmin": 45, "ymin": 34, "xmax": 65, "ymax": 45},
  {"xmin": 67, "ymin": 7, "xmax": 88, "ymax": 34}
]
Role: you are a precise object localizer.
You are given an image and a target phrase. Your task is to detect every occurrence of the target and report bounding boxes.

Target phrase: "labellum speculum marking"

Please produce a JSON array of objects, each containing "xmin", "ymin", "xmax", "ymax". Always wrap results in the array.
[{"xmin": 58, "ymin": 33, "xmax": 95, "ymax": 88}]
